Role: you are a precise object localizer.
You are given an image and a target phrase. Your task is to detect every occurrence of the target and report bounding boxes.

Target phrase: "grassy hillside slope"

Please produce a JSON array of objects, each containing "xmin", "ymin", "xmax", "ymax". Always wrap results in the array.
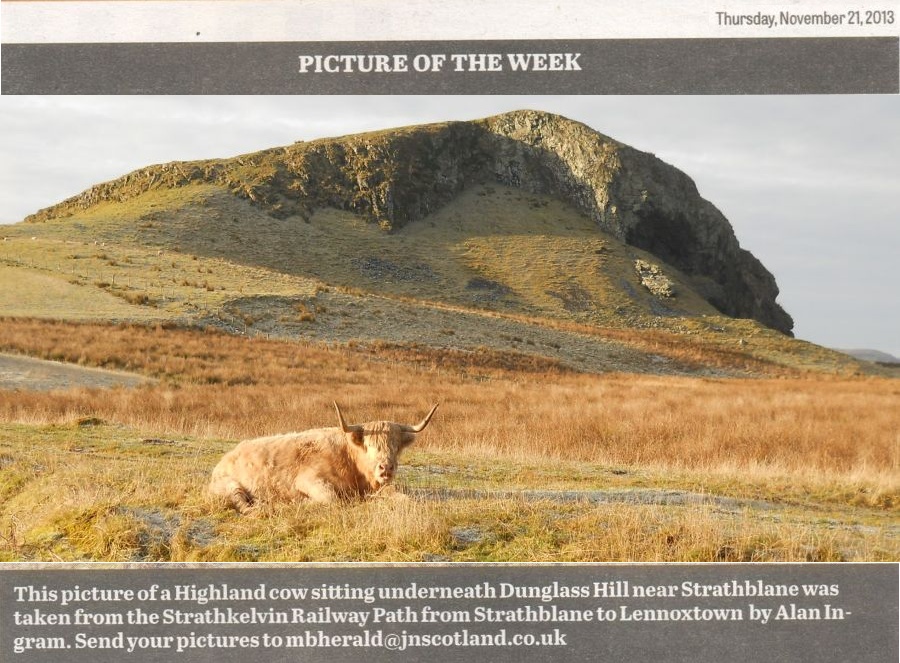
[{"xmin": 1, "ymin": 182, "xmax": 866, "ymax": 377}]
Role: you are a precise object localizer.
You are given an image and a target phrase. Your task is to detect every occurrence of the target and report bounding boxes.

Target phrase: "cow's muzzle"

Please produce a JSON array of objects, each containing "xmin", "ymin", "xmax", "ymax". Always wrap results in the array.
[{"xmin": 376, "ymin": 462, "xmax": 396, "ymax": 484}]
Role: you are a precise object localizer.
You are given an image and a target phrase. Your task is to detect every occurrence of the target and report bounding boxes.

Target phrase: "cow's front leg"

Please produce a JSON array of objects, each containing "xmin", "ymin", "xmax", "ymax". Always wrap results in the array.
[{"xmin": 294, "ymin": 474, "xmax": 340, "ymax": 503}]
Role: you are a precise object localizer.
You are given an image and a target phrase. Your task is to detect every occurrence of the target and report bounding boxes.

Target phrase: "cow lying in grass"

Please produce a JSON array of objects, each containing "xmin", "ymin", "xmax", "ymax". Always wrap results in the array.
[{"xmin": 208, "ymin": 403, "xmax": 438, "ymax": 513}]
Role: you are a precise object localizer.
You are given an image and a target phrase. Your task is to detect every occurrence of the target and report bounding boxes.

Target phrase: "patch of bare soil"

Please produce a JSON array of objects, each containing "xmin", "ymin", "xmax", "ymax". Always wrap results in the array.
[{"xmin": 0, "ymin": 353, "xmax": 151, "ymax": 391}]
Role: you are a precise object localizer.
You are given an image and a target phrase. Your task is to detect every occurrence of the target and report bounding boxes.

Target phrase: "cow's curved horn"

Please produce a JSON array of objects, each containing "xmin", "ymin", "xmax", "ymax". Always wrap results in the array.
[
  {"xmin": 334, "ymin": 402, "xmax": 363, "ymax": 434},
  {"xmin": 401, "ymin": 404, "xmax": 439, "ymax": 433}
]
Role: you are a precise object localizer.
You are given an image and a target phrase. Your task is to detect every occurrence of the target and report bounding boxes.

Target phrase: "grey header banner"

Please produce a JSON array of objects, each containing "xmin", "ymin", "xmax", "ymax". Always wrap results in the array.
[
  {"xmin": 1, "ymin": 563, "xmax": 897, "ymax": 662},
  {"xmin": 2, "ymin": 38, "xmax": 898, "ymax": 94}
]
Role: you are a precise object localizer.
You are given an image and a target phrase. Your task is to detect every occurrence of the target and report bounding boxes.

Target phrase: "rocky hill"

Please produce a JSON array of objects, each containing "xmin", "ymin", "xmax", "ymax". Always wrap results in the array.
[{"xmin": 26, "ymin": 110, "xmax": 792, "ymax": 335}]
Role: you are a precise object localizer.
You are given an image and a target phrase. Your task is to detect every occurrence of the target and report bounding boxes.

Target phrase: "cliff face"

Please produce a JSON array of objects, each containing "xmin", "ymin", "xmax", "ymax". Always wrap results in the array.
[
  {"xmin": 26, "ymin": 110, "xmax": 793, "ymax": 334},
  {"xmin": 476, "ymin": 112, "xmax": 793, "ymax": 334}
]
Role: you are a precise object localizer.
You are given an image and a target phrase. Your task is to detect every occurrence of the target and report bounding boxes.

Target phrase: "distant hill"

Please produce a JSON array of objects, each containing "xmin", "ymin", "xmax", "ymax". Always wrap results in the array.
[
  {"xmin": 838, "ymin": 349, "xmax": 900, "ymax": 364},
  {"xmin": 4, "ymin": 110, "xmax": 873, "ymax": 377}
]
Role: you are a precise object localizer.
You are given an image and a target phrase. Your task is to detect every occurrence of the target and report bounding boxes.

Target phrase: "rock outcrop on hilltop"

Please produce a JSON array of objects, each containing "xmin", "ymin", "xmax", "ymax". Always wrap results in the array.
[{"xmin": 26, "ymin": 110, "xmax": 793, "ymax": 334}]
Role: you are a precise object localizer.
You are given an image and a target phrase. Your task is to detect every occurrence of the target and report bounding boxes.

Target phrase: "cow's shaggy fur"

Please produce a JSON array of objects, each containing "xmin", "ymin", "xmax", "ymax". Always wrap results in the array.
[{"xmin": 208, "ymin": 403, "xmax": 438, "ymax": 513}]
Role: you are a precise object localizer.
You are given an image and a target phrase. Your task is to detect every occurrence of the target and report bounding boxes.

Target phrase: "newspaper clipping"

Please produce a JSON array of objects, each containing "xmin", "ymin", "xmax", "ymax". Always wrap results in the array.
[{"xmin": 0, "ymin": 1, "xmax": 898, "ymax": 661}]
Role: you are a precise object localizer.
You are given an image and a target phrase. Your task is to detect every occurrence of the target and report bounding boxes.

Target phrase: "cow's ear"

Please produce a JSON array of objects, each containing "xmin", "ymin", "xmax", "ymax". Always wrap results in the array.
[
  {"xmin": 349, "ymin": 431, "xmax": 365, "ymax": 446},
  {"xmin": 400, "ymin": 432, "xmax": 416, "ymax": 448}
]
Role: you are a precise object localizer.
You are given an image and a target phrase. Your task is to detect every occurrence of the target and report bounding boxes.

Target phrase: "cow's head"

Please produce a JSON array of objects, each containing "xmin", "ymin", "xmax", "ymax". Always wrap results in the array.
[{"xmin": 334, "ymin": 402, "xmax": 439, "ymax": 487}]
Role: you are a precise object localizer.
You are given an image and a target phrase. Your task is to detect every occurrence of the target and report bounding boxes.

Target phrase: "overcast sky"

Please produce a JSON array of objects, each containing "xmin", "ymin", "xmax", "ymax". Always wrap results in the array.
[{"xmin": 1, "ymin": 95, "xmax": 897, "ymax": 356}]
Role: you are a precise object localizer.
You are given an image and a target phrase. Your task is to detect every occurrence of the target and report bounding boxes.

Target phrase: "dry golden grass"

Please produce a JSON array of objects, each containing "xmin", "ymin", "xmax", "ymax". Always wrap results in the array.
[
  {"xmin": 0, "ymin": 318, "xmax": 896, "ymax": 492},
  {"xmin": 2, "ymin": 422, "xmax": 892, "ymax": 562},
  {"xmin": 0, "ymin": 318, "xmax": 896, "ymax": 562}
]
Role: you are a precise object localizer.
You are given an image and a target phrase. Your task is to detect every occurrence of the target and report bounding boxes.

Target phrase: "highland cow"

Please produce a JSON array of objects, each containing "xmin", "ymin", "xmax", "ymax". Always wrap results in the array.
[{"xmin": 209, "ymin": 403, "xmax": 438, "ymax": 513}]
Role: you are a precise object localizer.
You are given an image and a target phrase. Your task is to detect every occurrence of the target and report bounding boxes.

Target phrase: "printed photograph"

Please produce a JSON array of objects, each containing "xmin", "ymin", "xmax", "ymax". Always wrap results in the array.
[{"xmin": 0, "ymin": 95, "xmax": 897, "ymax": 563}]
